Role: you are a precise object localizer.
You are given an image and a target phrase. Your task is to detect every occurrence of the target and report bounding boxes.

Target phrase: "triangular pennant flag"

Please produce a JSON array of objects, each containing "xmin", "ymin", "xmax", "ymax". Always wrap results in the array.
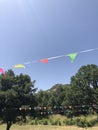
[
  {"xmin": 14, "ymin": 64, "xmax": 26, "ymax": 69},
  {"xmin": 66, "ymin": 53, "xmax": 78, "ymax": 62},
  {"xmin": 40, "ymin": 59, "xmax": 48, "ymax": 63},
  {"xmin": 0, "ymin": 68, "xmax": 6, "ymax": 76}
]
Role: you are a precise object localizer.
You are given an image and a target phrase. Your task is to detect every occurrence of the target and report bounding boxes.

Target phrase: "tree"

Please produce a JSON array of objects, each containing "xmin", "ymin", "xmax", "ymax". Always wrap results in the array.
[
  {"xmin": 36, "ymin": 84, "xmax": 70, "ymax": 107},
  {"xmin": 36, "ymin": 90, "xmax": 50, "ymax": 106},
  {"xmin": 51, "ymin": 84, "xmax": 67, "ymax": 106},
  {"xmin": 66, "ymin": 64, "xmax": 98, "ymax": 115},
  {"xmin": 0, "ymin": 70, "xmax": 37, "ymax": 130}
]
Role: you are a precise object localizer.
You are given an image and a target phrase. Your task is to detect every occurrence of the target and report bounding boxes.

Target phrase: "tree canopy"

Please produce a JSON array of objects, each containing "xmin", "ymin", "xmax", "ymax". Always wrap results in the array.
[{"xmin": 0, "ymin": 70, "xmax": 37, "ymax": 130}]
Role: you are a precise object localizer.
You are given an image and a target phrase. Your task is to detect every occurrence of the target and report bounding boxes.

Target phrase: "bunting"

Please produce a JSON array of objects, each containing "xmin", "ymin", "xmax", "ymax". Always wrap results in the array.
[
  {"xmin": 66, "ymin": 53, "xmax": 78, "ymax": 62},
  {"xmin": 1, "ymin": 48, "xmax": 98, "ymax": 72},
  {"xmin": 0, "ymin": 68, "xmax": 6, "ymax": 76},
  {"xmin": 14, "ymin": 64, "xmax": 26, "ymax": 69},
  {"xmin": 40, "ymin": 59, "xmax": 48, "ymax": 63},
  {"xmin": 2, "ymin": 104, "xmax": 98, "ymax": 115}
]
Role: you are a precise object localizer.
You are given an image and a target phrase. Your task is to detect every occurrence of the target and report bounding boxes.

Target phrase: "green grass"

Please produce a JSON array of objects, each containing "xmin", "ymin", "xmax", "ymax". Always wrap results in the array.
[{"xmin": 0, "ymin": 125, "xmax": 98, "ymax": 130}]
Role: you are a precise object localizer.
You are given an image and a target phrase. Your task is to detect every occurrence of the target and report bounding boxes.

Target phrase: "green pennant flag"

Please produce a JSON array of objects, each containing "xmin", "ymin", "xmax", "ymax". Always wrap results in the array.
[{"xmin": 66, "ymin": 53, "xmax": 78, "ymax": 63}]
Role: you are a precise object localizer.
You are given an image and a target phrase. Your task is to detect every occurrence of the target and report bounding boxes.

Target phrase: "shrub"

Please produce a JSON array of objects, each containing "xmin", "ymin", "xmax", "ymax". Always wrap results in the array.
[
  {"xmin": 51, "ymin": 120, "xmax": 55, "ymax": 125},
  {"xmin": 29, "ymin": 120, "xmax": 35, "ymax": 125},
  {"xmin": 63, "ymin": 118, "xmax": 74, "ymax": 126},
  {"xmin": 77, "ymin": 118, "xmax": 87, "ymax": 128},
  {"xmin": 35, "ymin": 118, "xmax": 38, "ymax": 125},
  {"xmin": 42, "ymin": 119, "xmax": 48, "ymax": 125},
  {"xmin": 76, "ymin": 117, "xmax": 97, "ymax": 128},
  {"xmin": 58, "ymin": 120, "xmax": 62, "ymax": 126}
]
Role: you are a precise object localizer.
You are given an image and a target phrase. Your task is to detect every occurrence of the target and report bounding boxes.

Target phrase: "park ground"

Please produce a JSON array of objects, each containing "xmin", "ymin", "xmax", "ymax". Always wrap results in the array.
[{"xmin": 0, "ymin": 125, "xmax": 98, "ymax": 130}]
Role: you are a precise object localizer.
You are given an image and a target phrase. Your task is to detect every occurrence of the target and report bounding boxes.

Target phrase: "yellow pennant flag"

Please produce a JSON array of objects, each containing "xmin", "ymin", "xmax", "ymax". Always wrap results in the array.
[{"xmin": 14, "ymin": 64, "xmax": 26, "ymax": 69}]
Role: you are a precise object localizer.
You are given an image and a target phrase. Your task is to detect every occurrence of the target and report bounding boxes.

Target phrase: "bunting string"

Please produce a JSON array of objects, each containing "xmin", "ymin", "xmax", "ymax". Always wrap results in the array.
[
  {"xmin": 1, "ymin": 104, "xmax": 98, "ymax": 115},
  {"xmin": 1, "ymin": 48, "xmax": 98, "ymax": 75}
]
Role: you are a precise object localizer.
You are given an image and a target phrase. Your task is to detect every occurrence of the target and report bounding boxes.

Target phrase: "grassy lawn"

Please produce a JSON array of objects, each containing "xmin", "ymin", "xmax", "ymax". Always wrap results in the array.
[{"xmin": 0, "ymin": 125, "xmax": 98, "ymax": 130}]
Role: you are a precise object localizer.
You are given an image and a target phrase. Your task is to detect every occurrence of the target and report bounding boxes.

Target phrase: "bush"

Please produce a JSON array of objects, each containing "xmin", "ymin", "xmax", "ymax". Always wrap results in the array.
[
  {"xmin": 51, "ymin": 120, "xmax": 56, "ymax": 125},
  {"xmin": 49, "ymin": 118, "xmax": 62, "ymax": 126},
  {"xmin": 77, "ymin": 118, "xmax": 87, "ymax": 128},
  {"xmin": 63, "ymin": 118, "xmax": 74, "ymax": 126},
  {"xmin": 58, "ymin": 120, "xmax": 62, "ymax": 126},
  {"xmin": 29, "ymin": 120, "xmax": 35, "ymax": 125},
  {"xmin": 15, "ymin": 114, "xmax": 98, "ymax": 127},
  {"xmin": 35, "ymin": 118, "xmax": 38, "ymax": 125},
  {"xmin": 42, "ymin": 119, "xmax": 48, "ymax": 125},
  {"xmin": 76, "ymin": 117, "xmax": 97, "ymax": 128}
]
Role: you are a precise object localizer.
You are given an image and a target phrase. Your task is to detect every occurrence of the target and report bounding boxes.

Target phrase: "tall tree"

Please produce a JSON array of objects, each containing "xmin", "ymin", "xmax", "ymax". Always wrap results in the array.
[
  {"xmin": 67, "ymin": 64, "xmax": 98, "ymax": 110},
  {"xmin": 0, "ymin": 70, "xmax": 37, "ymax": 130}
]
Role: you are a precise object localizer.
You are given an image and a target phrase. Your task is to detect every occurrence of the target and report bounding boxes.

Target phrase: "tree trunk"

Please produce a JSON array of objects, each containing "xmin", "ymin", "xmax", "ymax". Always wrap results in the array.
[{"xmin": 6, "ymin": 121, "xmax": 12, "ymax": 130}]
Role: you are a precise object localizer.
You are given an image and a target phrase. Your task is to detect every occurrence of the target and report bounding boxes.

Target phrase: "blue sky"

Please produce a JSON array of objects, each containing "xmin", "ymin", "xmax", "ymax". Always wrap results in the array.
[{"xmin": 0, "ymin": 0, "xmax": 98, "ymax": 90}]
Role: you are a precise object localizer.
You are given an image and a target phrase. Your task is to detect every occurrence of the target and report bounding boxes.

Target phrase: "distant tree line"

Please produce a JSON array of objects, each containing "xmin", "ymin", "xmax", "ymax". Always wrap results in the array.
[
  {"xmin": 0, "ymin": 64, "xmax": 98, "ymax": 130},
  {"xmin": 36, "ymin": 64, "xmax": 98, "ymax": 116}
]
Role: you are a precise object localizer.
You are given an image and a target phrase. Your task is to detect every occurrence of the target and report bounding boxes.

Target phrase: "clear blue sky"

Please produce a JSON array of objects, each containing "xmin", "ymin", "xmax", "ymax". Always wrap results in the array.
[{"xmin": 0, "ymin": 0, "xmax": 98, "ymax": 90}]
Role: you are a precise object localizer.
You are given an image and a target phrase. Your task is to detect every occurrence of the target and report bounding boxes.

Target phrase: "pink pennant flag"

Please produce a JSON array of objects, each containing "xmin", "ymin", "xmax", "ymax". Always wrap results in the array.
[
  {"xmin": 0, "ymin": 68, "xmax": 6, "ymax": 76},
  {"xmin": 40, "ymin": 59, "xmax": 48, "ymax": 63}
]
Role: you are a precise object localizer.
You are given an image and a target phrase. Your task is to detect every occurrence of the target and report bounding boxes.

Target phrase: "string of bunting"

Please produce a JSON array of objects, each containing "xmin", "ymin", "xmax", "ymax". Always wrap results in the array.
[
  {"xmin": 2, "ymin": 104, "xmax": 98, "ymax": 115},
  {"xmin": 19, "ymin": 104, "xmax": 98, "ymax": 111},
  {"xmin": 1, "ymin": 104, "xmax": 98, "ymax": 111},
  {"xmin": 0, "ymin": 48, "xmax": 98, "ymax": 76}
]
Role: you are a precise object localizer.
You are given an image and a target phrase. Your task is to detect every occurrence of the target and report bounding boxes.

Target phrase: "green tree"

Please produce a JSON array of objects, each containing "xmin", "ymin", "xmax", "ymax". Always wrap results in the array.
[
  {"xmin": 36, "ymin": 84, "xmax": 70, "ymax": 107},
  {"xmin": 0, "ymin": 70, "xmax": 37, "ymax": 130},
  {"xmin": 36, "ymin": 90, "xmax": 50, "ymax": 106},
  {"xmin": 66, "ymin": 64, "xmax": 98, "ymax": 114}
]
